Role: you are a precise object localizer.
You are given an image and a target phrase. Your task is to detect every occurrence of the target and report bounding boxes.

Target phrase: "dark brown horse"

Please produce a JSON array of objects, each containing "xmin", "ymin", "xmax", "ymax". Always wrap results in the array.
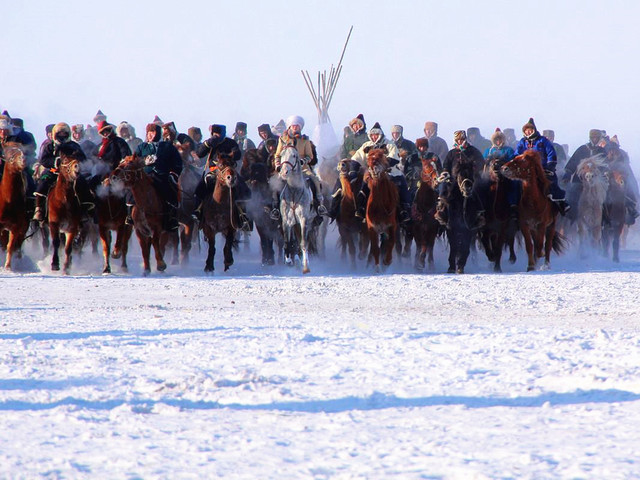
[
  {"xmin": 502, "ymin": 150, "xmax": 564, "ymax": 271},
  {"xmin": 602, "ymin": 168, "xmax": 626, "ymax": 262},
  {"xmin": 47, "ymin": 155, "xmax": 83, "ymax": 273},
  {"xmin": 478, "ymin": 157, "xmax": 519, "ymax": 272},
  {"xmin": 95, "ymin": 177, "xmax": 133, "ymax": 274},
  {"xmin": 364, "ymin": 149, "xmax": 399, "ymax": 271},
  {"xmin": 412, "ymin": 156, "xmax": 440, "ymax": 271},
  {"xmin": 113, "ymin": 155, "xmax": 168, "ymax": 276},
  {"xmin": 0, "ymin": 143, "xmax": 30, "ymax": 270},
  {"xmin": 202, "ymin": 158, "xmax": 238, "ymax": 272},
  {"xmin": 336, "ymin": 159, "xmax": 367, "ymax": 269}
]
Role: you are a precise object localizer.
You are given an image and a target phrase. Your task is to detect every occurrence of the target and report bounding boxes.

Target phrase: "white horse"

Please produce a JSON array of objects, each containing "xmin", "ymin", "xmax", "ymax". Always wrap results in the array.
[
  {"xmin": 576, "ymin": 155, "xmax": 609, "ymax": 256},
  {"xmin": 278, "ymin": 146, "xmax": 314, "ymax": 273}
]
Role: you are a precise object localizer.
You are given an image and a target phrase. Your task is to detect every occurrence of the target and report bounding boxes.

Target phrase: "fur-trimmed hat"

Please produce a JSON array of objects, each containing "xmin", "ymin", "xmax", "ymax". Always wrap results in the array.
[
  {"xmin": 52, "ymin": 122, "xmax": 72, "ymax": 141},
  {"xmin": 285, "ymin": 115, "xmax": 304, "ymax": 130},
  {"xmin": 349, "ymin": 114, "xmax": 366, "ymax": 131},
  {"xmin": 146, "ymin": 123, "xmax": 161, "ymax": 141},
  {"xmin": 72, "ymin": 124, "xmax": 84, "ymax": 134},
  {"xmin": 0, "ymin": 115, "xmax": 11, "ymax": 131},
  {"xmin": 235, "ymin": 121, "xmax": 247, "ymax": 132},
  {"xmin": 453, "ymin": 130, "xmax": 467, "ymax": 144},
  {"xmin": 93, "ymin": 110, "xmax": 107, "ymax": 123},
  {"xmin": 97, "ymin": 120, "xmax": 113, "ymax": 134},
  {"xmin": 176, "ymin": 133, "xmax": 194, "ymax": 149},
  {"xmin": 491, "ymin": 128, "xmax": 506, "ymax": 146},
  {"xmin": 162, "ymin": 121, "xmax": 177, "ymax": 133},
  {"xmin": 152, "ymin": 115, "xmax": 163, "ymax": 126},
  {"xmin": 188, "ymin": 126, "xmax": 201, "ymax": 139},
  {"xmin": 416, "ymin": 137, "xmax": 429, "ymax": 149},
  {"xmin": 117, "ymin": 121, "xmax": 135, "ymax": 138},
  {"xmin": 522, "ymin": 117, "xmax": 537, "ymax": 133},
  {"xmin": 210, "ymin": 124, "xmax": 226, "ymax": 136},
  {"xmin": 589, "ymin": 129, "xmax": 603, "ymax": 142},
  {"xmin": 11, "ymin": 118, "xmax": 24, "ymax": 129},
  {"xmin": 424, "ymin": 121, "xmax": 438, "ymax": 132},
  {"xmin": 391, "ymin": 125, "xmax": 403, "ymax": 135},
  {"xmin": 368, "ymin": 122, "xmax": 383, "ymax": 137},
  {"xmin": 257, "ymin": 123, "xmax": 271, "ymax": 135}
]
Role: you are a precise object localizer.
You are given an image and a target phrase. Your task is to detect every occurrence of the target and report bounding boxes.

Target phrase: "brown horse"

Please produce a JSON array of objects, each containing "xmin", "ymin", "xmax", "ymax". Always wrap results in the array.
[
  {"xmin": 502, "ymin": 150, "xmax": 564, "ymax": 271},
  {"xmin": 602, "ymin": 168, "xmax": 626, "ymax": 262},
  {"xmin": 364, "ymin": 149, "xmax": 399, "ymax": 271},
  {"xmin": 202, "ymin": 159, "xmax": 238, "ymax": 272},
  {"xmin": 113, "ymin": 155, "xmax": 168, "ymax": 276},
  {"xmin": 47, "ymin": 155, "xmax": 83, "ymax": 273},
  {"xmin": 0, "ymin": 143, "xmax": 30, "ymax": 270},
  {"xmin": 336, "ymin": 159, "xmax": 367, "ymax": 269},
  {"xmin": 412, "ymin": 156, "xmax": 440, "ymax": 271},
  {"xmin": 94, "ymin": 178, "xmax": 133, "ymax": 274}
]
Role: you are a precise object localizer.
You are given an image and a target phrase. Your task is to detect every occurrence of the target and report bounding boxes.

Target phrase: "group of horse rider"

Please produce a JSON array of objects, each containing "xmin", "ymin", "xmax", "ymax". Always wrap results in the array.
[{"xmin": 0, "ymin": 109, "xmax": 638, "ymax": 235}]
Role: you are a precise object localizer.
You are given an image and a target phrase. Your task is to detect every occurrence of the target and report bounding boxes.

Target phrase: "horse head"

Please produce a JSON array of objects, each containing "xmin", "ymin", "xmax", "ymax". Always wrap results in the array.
[
  {"xmin": 278, "ymin": 145, "xmax": 302, "ymax": 180},
  {"xmin": 112, "ymin": 154, "xmax": 144, "ymax": 185},
  {"xmin": 452, "ymin": 159, "xmax": 475, "ymax": 198},
  {"xmin": 502, "ymin": 150, "xmax": 548, "ymax": 186},
  {"xmin": 58, "ymin": 155, "xmax": 80, "ymax": 182},
  {"xmin": 1, "ymin": 142, "xmax": 25, "ymax": 172},
  {"xmin": 420, "ymin": 157, "xmax": 439, "ymax": 188},
  {"xmin": 365, "ymin": 148, "xmax": 389, "ymax": 181},
  {"xmin": 216, "ymin": 164, "xmax": 237, "ymax": 189}
]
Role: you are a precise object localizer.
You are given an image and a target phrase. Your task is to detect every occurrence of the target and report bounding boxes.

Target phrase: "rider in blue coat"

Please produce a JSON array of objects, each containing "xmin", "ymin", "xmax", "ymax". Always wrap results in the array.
[
  {"xmin": 515, "ymin": 118, "xmax": 569, "ymax": 215},
  {"xmin": 484, "ymin": 128, "xmax": 520, "ymax": 218}
]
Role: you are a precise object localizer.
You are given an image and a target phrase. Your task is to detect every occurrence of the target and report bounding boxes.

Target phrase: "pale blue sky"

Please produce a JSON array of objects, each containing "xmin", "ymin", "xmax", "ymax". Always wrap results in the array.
[{"xmin": 4, "ymin": 0, "xmax": 639, "ymax": 161}]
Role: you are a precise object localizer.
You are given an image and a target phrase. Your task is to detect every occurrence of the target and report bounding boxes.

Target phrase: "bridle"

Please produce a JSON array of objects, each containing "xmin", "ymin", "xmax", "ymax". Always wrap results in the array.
[{"xmin": 279, "ymin": 145, "xmax": 301, "ymax": 173}]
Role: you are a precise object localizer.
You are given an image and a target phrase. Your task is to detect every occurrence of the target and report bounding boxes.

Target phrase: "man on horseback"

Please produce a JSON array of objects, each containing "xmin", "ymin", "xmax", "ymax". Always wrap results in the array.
[
  {"xmin": 348, "ymin": 122, "xmax": 412, "ymax": 224},
  {"xmin": 132, "ymin": 122, "xmax": 183, "ymax": 231},
  {"xmin": 341, "ymin": 114, "xmax": 368, "ymax": 159},
  {"xmin": 273, "ymin": 115, "xmax": 327, "ymax": 221},
  {"xmin": 32, "ymin": 122, "xmax": 94, "ymax": 223},
  {"xmin": 603, "ymin": 136, "xmax": 639, "ymax": 224},
  {"xmin": 515, "ymin": 117, "xmax": 569, "ymax": 215},
  {"xmin": 194, "ymin": 124, "xmax": 251, "ymax": 231},
  {"xmin": 435, "ymin": 130, "xmax": 485, "ymax": 228},
  {"xmin": 484, "ymin": 128, "xmax": 520, "ymax": 219},
  {"xmin": 403, "ymin": 138, "xmax": 440, "ymax": 203}
]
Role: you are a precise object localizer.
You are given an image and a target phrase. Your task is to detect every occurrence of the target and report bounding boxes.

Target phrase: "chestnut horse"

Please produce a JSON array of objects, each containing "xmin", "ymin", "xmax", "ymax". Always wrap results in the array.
[
  {"xmin": 602, "ymin": 167, "xmax": 626, "ymax": 262},
  {"xmin": 575, "ymin": 156, "xmax": 608, "ymax": 256},
  {"xmin": 113, "ymin": 155, "xmax": 168, "ymax": 275},
  {"xmin": 0, "ymin": 143, "xmax": 30, "ymax": 269},
  {"xmin": 502, "ymin": 150, "xmax": 564, "ymax": 271},
  {"xmin": 364, "ymin": 149, "xmax": 399, "ymax": 271},
  {"xmin": 95, "ymin": 178, "xmax": 133, "ymax": 274},
  {"xmin": 47, "ymin": 154, "xmax": 83, "ymax": 273},
  {"xmin": 336, "ymin": 159, "xmax": 367, "ymax": 269},
  {"xmin": 412, "ymin": 156, "xmax": 440, "ymax": 271},
  {"xmin": 201, "ymin": 158, "xmax": 238, "ymax": 272}
]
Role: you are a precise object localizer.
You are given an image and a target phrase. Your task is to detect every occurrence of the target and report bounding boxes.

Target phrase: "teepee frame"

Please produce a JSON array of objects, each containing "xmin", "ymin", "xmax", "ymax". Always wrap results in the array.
[{"xmin": 301, "ymin": 26, "xmax": 353, "ymax": 124}]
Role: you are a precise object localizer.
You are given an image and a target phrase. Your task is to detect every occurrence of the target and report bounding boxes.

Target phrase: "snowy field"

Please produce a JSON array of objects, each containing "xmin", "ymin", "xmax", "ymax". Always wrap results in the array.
[{"xmin": 1, "ymin": 226, "xmax": 640, "ymax": 479}]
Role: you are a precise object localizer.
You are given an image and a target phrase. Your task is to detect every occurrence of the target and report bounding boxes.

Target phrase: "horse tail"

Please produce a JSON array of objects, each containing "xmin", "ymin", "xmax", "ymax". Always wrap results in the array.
[{"xmin": 552, "ymin": 230, "xmax": 567, "ymax": 254}]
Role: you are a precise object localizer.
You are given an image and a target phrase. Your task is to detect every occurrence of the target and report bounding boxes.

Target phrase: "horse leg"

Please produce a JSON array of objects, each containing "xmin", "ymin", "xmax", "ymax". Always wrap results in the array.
[
  {"xmin": 612, "ymin": 226, "xmax": 622, "ymax": 263},
  {"xmin": 347, "ymin": 232, "xmax": 357, "ymax": 270},
  {"xmin": 457, "ymin": 231, "xmax": 473, "ymax": 274},
  {"xmin": 542, "ymin": 224, "xmax": 556, "ymax": 270},
  {"xmin": 50, "ymin": 223, "xmax": 61, "ymax": 271},
  {"xmin": 402, "ymin": 228, "xmax": 413, "ymax": 258},
  {"xmin": 5, "ymin": 231, "xmax": 24, "ymax": 270},
  {"xmin": 384, "ymin": 225, "xmax": 396, "ymax": 267},
  {"xmin": 223, "ymin": 229, "xmax": 235, "ymax": 271},
  {"xmin": 63, "ymin": 231, "xmax": 75, "ymax": 274},
  {"xmin": 300, "ymin": 218, "xmax": 310, "ymax": 274},
  {"xmin": 137, "ymin": 231, "xmax": 152, "ymax": 276},
  {"xmin": 119, "ymin": 225, "xmax": 132, "ymax": 272},
  {"xmin": 180, "ymin": 224, "xmax": 192, "ymax": 265},
  {"xmin": 154, "ymin": 233, "xmax": 167, "ymax": 272},
  {"xmin": 446, "ymin": 230, "xmax": 456, "ymax": 273},
  {"xmin": 368, "ymin": 228, "xmax": 381, "ymax": 271},
  {"xmin": 204, "ymin": 234, "xmax": 215, "ymax": 272},
  {"xmin": 521, "ymin": 226, "xmax": 536, "ymax": 271},
  {"xmin": 99, "ymin": 226, "xmax": 112, "ymax": 274},
  {"xmin": 414, "ymin": 241, "xmax": 426, "ymax": 271}
]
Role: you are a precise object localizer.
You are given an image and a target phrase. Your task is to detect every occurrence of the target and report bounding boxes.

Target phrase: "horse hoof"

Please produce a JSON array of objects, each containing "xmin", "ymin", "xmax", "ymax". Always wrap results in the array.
[
  {"xmin": 111, "ymin": 249, "xmax": 121, "ymax": 259},
  {"xmin": 302, "ymin": 267, "xmax": 310, "ymax": 274},
  {"xmin": 224, "ymin": 264, "xmax": 231, "ymax": 272},
  {"xmin": 509, "ymin": 256, "xmax": 516, "ymax": 264},
  {"xmin": 527, "ymin": 266, "xmax": 535, "ymax": 272},
  {"xmin": 456, "ymin": 268, "xmax": 464, "ymax": 274},
  {"xmin": 157, "ymin": 262, "xmax": 167, "ymax": 272},
  {"xmin": 102, "ymin": 267, "xmax": 111, "ymax": 275},
  {"xmin": 143, "ymin": 269, "xmax": 151, "ymax": 277},
  {"xmin": 121, "ymin": 266, "xmax": 128, "ymax": 273},
  {"xmin": 204, "ymin": 266, "xmax": 214, "ymax": 273},
  {"xmin": 51, "ymin": 264, "xmax": 60, "ymax": 271},
  {"xmin": 447, "ymin": 267, "xmax": 455, "ymax": 274}
]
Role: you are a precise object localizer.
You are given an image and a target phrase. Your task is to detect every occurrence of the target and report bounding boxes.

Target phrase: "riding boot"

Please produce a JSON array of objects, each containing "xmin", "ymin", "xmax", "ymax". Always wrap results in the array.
[
  {"xmin": 125, "ymin": 204, "xmax": 134, "ymax": 225},
  {"xmin": 33, "ymin": 194, "xmax": 46, "ymax": 222},
  {"xmin": 551, "ymin": 198, "xmax": 570, "ymax": 216},
  {"xmin": 236, "ymin": 202, "xmax": 252, "ymax": 232},
  {"xmin": 399, "ymin": 203, "xmax": 411, "ymax": 225}
]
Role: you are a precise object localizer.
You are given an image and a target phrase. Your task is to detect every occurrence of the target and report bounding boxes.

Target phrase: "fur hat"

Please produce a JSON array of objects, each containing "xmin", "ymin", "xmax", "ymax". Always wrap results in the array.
[
  {"xmin": 391, "ymin": 125, "xmax": 403, "ymax": 135},
  {"xmin": 257, "ymin": 123, "xmax": 271, "ymax": 135},
  {"xmin": 45, "ymin": 124, "xmax": 55, "ymax": 135},
  {"xmin": 152, "ymin": 115, "xmax": 163, "ymax": 126},
  {"xmin": 146, "ymin": 123, "xmax": 161, "ymax": 141},
  {"xmin": 0, "ymin": 115, "xmax": 11, "ymax": 131},
  {"xmin": 285, "ymin": 115, "xmax": 304, "ymax": 130},
  {"xmin": 117, "ymin": 121, "xmax": 135, "ymax": 138},
  {"xmin": 11, "ymin": 118, "xmax": 24, "ymax": 129},
  {"xmin": 349, "ymin": 114, "xmax": 366, "ymax": 131},
  {"xmin": 424, "ymin": 121, "xmax": 438, "ymax": 132},
  {"xmin": 93, "ymin": 110, "xmax": 107, "ymax": 123},
  {"xmin": 368, "ymin": 122, "xmax": 383, "ymax": 137},
  {"xmin": 453, "ymin": 130, "xmax": 467, "ymax": 143},
  {"xmin": 467, "ymin": 127, "xmax": 481, "ymax": 136},
  {"xmin": 176, "ymin": 133, "xmax": 194, "ymax": 149},
  {"xmin": 522, "ymin": 117, "xmax": 537, "ymax": 133},
  {"xmin": 162, "ymin": 121, "xmax": 177, "ymax": 133},
  {"xmin": 210, "ymin": 124, "xmax": 226, "ymax": 136},
  {"xmin": 52, "ymin": 122, "xmax": 72, "ymax": 141},
  {"xmin": 265, "ymin": 138, "xmax": 278, "ymax": 149},
  {"xmin": 589, "ymin": 129, "xmax": 603, "ymax": 143},
  {"xmin": 72, "ymin": 124, "xmax": 84, "ymax": 133},
  {"xmin": 97, "ymin": 120, "xmax": 113, "ymax": 134},
  {"xmin": 188, "ymin": 127, "xmax": 201, "ymax": 138},
  {"xmin": 235, "ymin": 121, "xmax": 247, "ymax": 132},
  {"xmin": 416, "ymin": 138, "xmax": 429, "ymax": 149},
  {"xmin": 491, "ymin": 128, "xmax": 506, "ymax": 146}
]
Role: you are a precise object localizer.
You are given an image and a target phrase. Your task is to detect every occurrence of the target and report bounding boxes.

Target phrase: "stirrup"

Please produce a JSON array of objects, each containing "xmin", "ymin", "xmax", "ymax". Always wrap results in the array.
[
  {"xmin": 270, "ymin": 208, "xmax": 280, "ymax": 221},
  {"xmin": 317, "ymin": 204, "xmax": 328, "ymax": 216}
]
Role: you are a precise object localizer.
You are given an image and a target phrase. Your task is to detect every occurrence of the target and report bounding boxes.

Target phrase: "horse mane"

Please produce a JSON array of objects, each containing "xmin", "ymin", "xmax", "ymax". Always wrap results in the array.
[
  {"xmin": 522, "ymin": 150, "xmax": 550, "ymax": 194},
  {"xmin": 577, "ymin": 154, "xmax": 607, "ymax": 174},
  {"xmin": 366, "ymin": 148, "xmax": 389, "ymax": 169}
]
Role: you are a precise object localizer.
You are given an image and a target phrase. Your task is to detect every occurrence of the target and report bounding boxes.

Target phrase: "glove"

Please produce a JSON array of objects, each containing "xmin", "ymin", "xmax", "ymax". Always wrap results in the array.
[{"xmin": 437, "ymin": 171, "xmax": 451, "ymax": 183}]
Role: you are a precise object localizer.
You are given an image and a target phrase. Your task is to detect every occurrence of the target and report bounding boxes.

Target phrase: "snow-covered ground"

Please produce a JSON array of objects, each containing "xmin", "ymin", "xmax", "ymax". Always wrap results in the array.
[{"xmin": 1, "ymin": 227, "xmax": 640, "ymax": 479}]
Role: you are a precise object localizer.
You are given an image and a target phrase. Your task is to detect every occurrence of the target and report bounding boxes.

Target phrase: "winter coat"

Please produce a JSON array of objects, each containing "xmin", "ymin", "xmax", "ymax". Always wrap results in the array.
[
  {"xmin": 232, "ymin": 133, "xmax": 256, "ymax": 154},
  {"xmin": 136, "ymin": 141, "xmax": 183, "ymax": 178},
  {"xmin": 196, "ymin": 136, "xmax": 242, "ymax": 170},
  {"xmin": 483, "ymin": 145, "xmax": 515, "ymax": 165},
  {"xmin": 274, "ymin": 131, "xmax": 317, "ymax": 169},
  {"xmin": 442, "ymin": 145, "xmax": 485, "ymax": 180},
  {"xmin": 515, "ymin": 134, "xmax": 557, "ymax": 171},
  {"xmin": 394, "ymin": 137, "xmax": 417, "ymax": 160},
  {"xmin": 98, "ymin": 134, "xmax": 132, "ymax": 171},
  {"xmin": 351, "ymin": 137, "xmax": 403, "ymax": 178},
  {"xmin": 38, "ymin": 140, "xmax": 87, "ymax": 170},
  {"xmin": 341, "ymin": 130, "xmax": 368, "ymax": 159},
  {"xmin": 564, "ymin": 143, "xmax": 606, "ymax": 178}
]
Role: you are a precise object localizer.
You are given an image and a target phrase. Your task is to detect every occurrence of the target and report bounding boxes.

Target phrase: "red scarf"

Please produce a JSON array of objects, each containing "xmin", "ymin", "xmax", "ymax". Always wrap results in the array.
[{"xmin": 98, "ymin": 135, "xmax": 111, "ymax": 159}]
